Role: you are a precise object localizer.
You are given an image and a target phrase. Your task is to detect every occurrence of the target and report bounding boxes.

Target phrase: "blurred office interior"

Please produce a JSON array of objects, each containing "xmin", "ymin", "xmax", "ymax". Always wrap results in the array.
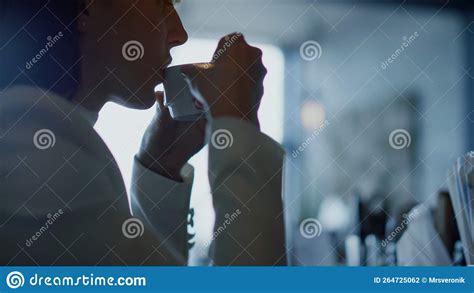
[{"xmin": 95, "ymin": 0, "xmax": 474, "ymax": 266}]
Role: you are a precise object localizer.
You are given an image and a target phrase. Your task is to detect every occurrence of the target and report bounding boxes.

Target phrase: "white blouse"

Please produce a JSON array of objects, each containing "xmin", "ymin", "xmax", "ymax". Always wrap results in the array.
[{"xmin": 0, "ymin": 86, "xmax": 286, "ymax": 266}]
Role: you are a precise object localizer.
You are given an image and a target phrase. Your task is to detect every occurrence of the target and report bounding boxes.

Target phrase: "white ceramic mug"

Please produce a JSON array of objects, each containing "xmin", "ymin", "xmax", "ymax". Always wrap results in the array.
[{"xmin": 163, "ymin": 64, "xmax": 204, "ymax": 121}]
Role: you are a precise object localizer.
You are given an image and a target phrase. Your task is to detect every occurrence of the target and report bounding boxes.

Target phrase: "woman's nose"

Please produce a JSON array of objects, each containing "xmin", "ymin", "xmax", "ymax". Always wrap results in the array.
[{"xmin": 167, "ymin": 9, "xmax": 188, "ymax": 48}]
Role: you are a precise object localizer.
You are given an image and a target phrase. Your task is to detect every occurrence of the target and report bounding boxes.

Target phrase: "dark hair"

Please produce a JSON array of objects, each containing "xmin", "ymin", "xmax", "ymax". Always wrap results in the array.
[{"xmin": 0, "ymin": 0, "xmax": 82, "ymax": 99}]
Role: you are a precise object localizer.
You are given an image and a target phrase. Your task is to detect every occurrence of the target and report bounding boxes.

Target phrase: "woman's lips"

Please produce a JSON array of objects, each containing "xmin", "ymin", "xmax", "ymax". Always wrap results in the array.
[{"xmin": 154, "ymin": 58, "xmax": 172, "ymax": 84}]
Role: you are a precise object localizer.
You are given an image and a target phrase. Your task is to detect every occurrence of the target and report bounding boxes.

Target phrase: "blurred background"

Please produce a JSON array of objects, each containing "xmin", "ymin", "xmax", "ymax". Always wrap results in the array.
[{"xmin": 95, "ymin": 0, "xmax": 474, "ymax": 266}]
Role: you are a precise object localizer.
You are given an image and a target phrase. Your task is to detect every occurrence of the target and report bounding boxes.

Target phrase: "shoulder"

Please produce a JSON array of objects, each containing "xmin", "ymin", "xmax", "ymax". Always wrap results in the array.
[{"xmin": 0, "ymin": 86, "xmax": 125, "ymax": 214}]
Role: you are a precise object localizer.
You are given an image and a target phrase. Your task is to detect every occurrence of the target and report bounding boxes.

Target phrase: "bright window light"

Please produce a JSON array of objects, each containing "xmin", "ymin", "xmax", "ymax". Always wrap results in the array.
[{"xmin": 94, "ymin": 39, "xmax": 284, "ymax": 264}]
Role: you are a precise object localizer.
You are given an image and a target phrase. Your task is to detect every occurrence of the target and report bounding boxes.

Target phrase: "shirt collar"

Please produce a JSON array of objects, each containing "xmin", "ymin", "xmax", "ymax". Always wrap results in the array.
[
  {"xmin": 73, "ymin": 102, "xmax": 99, "ymax": 125},
  {"xmin": 1, "ymin": 85, "xmax": 99, "ymax": 126}
]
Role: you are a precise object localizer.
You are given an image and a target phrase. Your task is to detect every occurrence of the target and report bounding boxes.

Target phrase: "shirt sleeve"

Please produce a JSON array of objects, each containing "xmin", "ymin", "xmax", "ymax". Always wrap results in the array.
[
  {"xmin": 129, "ymin": 157, "xmax": 194, "ymax": 265},
  {"xmin": 207, "ymin": 117, "xmax": 287, "ymax": 266}
]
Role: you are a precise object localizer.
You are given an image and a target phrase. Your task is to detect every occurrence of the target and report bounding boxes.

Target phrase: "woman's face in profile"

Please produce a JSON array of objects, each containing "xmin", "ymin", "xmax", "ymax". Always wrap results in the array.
[{"xmin": 80, "ymin": 0, "xmax": 188, "ymax": 109}]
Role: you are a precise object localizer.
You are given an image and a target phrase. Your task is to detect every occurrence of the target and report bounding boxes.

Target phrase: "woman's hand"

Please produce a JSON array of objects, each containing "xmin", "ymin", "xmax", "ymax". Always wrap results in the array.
[{"xmin": 137, "ymin": 92, "xmax": 206, "ymax": 181}]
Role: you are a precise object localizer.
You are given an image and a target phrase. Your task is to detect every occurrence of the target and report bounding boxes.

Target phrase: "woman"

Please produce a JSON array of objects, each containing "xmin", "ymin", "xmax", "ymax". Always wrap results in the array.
[{"xmin": 0, "ymin": 0, "xmax": 286, "ymax": 265}]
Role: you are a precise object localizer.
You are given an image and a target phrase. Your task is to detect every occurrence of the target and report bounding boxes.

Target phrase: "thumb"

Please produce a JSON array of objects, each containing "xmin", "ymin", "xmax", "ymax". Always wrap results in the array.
[
  {"xmin": 180, "ymin": 64, "xmax": 199, "ymax": 80},
  {"xmin": 155, "ymin": 90, "xmax": 165, "ymax": 109}
]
